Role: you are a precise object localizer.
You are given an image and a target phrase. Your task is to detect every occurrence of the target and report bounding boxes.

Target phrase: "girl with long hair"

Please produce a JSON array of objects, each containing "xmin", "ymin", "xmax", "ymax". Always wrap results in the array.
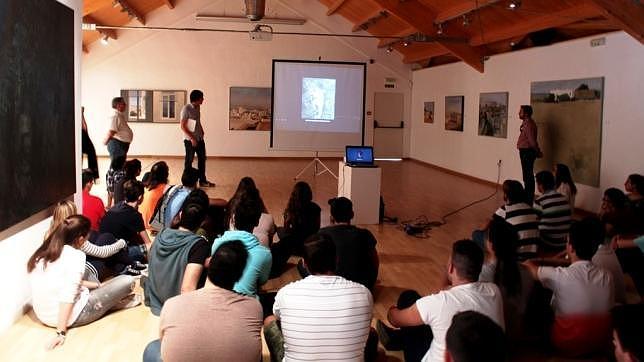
[
  {"xmin": 28, "ymin": 215, "xmax": 137, "ymax": 349},
  {"xmin": 140, "ymin": 161, "xmax": 170, "ymax": 230},
  {"xmin": 555, "ymin": 164, "xmax": 577, "ymax": 210},
  {"xmin": 228, "ymin": 177, "xmax": 275, "ymax": 247}
]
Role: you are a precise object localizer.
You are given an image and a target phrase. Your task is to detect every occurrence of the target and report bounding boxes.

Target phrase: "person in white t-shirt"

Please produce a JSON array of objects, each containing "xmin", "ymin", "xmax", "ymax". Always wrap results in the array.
[
  {"xmin": 445, "ymin": 311, "xmax": 507, "ymax": 362},
  {"xmin": 378, "ymin": 239, "xmax": 505, "ymax": 362}
]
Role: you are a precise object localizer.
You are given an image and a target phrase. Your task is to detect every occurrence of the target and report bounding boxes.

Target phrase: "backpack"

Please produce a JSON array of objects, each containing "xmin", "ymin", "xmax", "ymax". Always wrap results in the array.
[{"xmin": 149, "ymin": 185, "xmax": 183, "ymax": 232}]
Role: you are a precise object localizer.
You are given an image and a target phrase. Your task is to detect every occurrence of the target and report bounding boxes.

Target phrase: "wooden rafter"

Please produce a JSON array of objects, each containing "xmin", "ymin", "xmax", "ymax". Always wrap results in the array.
[
  {"xmin": 162, "ymin": 0, "xmax": 175, "ymax": 9},
  {"xmin": 435, "ymin": 0, "xmax": 499, "ymax": 23},
  {"xmin": 587, "ymin": 0, "xmax": 644, "ymax": 44},
  {"xmin": 114, "ymin": 0, "xmax": 146, "ymax": 25},
  {"xmin": 377, "ymin": 28, "xmax": 416, "ymax": 48},
  {"xmin": 83, "ymin": 0, "xmax": 113, "ymax": 16},
  {"xmin": 469, "ymin": 2, "xmax": 599, "ymax": 46},
  {"xmin": 371, "ymin": 0, "xmax": 484, "ymax": 72},
  {"xmin": 403, "ymin": 44, "xmax": 449, "ymax": 64},
  {"xmin": 83, "ymin": 15, "xmax": 118, "ymax": 40},
  {"xmin": 327, "ymin": 0, "xmax": 348, "ymax": 16},
  {"xmin": 352, "ymin": 9, "xmax": 387, "ymax": 32},
  {"xmin": 560, "ymin": 19, "xmax": 620, "ymax": 31}
]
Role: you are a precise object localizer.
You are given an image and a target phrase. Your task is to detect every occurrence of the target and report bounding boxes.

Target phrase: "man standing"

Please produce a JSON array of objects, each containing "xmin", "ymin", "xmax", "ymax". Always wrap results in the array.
[
  {"xmin": 180, "ymin": 90, "xmax": 215, "ymax": 187},
  {"xmin": 517, "ymin": 105, "xmax": 541, "ymax": 204},
  {"xmin": 103, "ymin": 97, "xmax": 132, "ymax": 165}
]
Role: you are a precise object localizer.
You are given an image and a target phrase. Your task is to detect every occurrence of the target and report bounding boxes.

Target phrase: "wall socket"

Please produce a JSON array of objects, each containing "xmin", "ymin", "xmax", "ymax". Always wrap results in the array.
[{"xmin": 497, "ymin": 159, "xmax": 502, "ymax": 166}]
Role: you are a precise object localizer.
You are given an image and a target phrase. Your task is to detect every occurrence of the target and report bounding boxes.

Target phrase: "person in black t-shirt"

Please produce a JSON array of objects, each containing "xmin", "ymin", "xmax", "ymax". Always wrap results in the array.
[{"xmin": 316, "ymin": 197, "xmax": 379, "ymax": 291}]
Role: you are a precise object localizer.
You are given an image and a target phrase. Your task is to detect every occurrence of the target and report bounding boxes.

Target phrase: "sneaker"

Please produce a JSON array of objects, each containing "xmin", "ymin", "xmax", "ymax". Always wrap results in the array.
[
  {"xmin": 131, "ymin": 261, "xmax": 148, "ymax": 270},
  {"xmin": 376, "ymin": 319, "xmax": 403, "ymax": 351},
  {"xmin": 199, "ymin": 180, "xmax": 216, "ymax": 187},
  {"xmin": 123, "ymin": 266, "xmax": 142, "ymax": 277}
]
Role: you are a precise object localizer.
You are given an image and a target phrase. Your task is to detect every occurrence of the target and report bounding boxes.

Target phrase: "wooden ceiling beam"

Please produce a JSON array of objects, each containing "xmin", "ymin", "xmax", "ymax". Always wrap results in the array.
[
  {"xmin": 352, "ymin": 9, "xmax": 387, "ymax": 32},
  {"xmin": 327, "ymin": 0, "xmax": 348, "ymax": 16},
  {"xmin": 377, "ymin": 28, "xmax": 416, "ymax": 48},
  {"xmin": 83, "ymin": 0, "xmax": 112, "ymax": 16},
  {"xmin": 83, "ymin": 15, "xmax": 118, "ymax": 40},
  {"xmin": 559, "ymin": 19, "xmax": 620, "ymax": 31},
  {"xmin": 403, "ymin": 44, "xmax": 449, "ymax": 63},
  {"xmin": 162, "ymin": 0, "xmax": 175, "ymax": 9},
  {"xmin": 587, "ymin": 0, "xmax": 644, "ymax": 44},
  {"xmin": 470, "ymin": 3, "xmax": 599, "ymax": 46},
  {"xmin": 435, "ymin": 0, "xmax": 500, "ymax": 23},
  {"xmin": 114, "ymin": 0, "xmax": 146, "ymax": 25},
  {"xmin": 371, "ymin": 0, "xmax": 484, "ymax": 72}
]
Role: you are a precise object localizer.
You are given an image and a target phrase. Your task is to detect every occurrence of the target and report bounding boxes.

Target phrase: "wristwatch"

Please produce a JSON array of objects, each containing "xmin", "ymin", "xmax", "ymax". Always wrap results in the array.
[{"xmin": 56, "ymin": 330, "xmax": 66, "ymax": 338}]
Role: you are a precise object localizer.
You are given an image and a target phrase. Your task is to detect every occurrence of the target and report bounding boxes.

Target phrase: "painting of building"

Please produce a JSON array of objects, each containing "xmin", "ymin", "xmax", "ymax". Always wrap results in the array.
[
  {"xmin": 229, "ymin": 87, "xmax": 272, "ymax": 131},
  {"xmin": 424, "ymin": 101, "xmax": 434, "ymax": 124},
  {"xmin": 445, "ymin": 96, "xmax": 464, "ymax": 131},
  {"xmin": 478, "ymin": 92, "xmax": 508, "ymax": 138}
]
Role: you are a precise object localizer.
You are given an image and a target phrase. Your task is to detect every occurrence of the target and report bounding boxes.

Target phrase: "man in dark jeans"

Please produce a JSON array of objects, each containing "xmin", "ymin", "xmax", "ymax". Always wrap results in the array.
[
  {"xmin": 517, "ymin": 105, "xmax": 542, "ymax": 205},
  {"xmin": 180, "ymin": 89, "xmax": 215, "ymax": 187}
]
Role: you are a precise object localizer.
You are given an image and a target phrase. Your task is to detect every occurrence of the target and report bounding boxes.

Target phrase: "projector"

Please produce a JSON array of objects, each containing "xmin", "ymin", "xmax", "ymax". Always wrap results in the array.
[{"xmin": 249, "ymin": 27, "xmax": 273, "ymax": 41}]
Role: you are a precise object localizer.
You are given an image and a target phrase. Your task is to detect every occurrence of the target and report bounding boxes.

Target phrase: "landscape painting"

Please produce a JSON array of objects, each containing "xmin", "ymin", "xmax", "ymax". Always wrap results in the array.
[
  {"xmin": 478, "ymin": 92, "xmax": 508, "ymax": 138},
  {"xmin": 423, "ymin": 101, "xmax": 434, "ymax": 124},
  {"xmin": 445, "ymin": 96, "xmax": 464, "ymax": 131},
  {"xmin": 531, "ymin": 77, "xmax": 604, "ymax": 186},
  {"xmin": 229, "ymin": 87, "xmax": 272, "ymax": 131}
]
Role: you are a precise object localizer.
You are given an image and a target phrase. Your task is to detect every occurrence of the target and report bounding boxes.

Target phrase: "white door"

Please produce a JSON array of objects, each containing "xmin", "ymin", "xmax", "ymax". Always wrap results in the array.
[{"xmin": 373, "ymin": 92, "xmax": 404, "ymax": 158}]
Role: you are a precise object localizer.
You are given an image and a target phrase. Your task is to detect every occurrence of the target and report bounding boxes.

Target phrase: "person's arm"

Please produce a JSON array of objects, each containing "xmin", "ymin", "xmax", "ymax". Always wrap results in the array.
[
  {"xmin": 522, "ymin": 260, "xmax": 540, "ymax": 280},
  {"xmin": 180, "ymin": 117, "xmax": 197, "ymax": 147},
  {"xmin": 80, "ymin": 239, "xmax": 127, "ymax": 258},
  {"xmin": 47, "ymin": 303, "xmax": 74, "ymax": 349},
  {"xmin": 257, "ymin": 252, "xmax": 273, "ymax": 287},
  {"xmin": 525, "ymin": 120, "xmax": 540, "ymax": 151},
  {"xmin": 139, "ymin": 230, "xmax": 153, "ymax": 251},
  {"xmin": 611, "ymin": 234, "xmax": 642, "ymax": 250},
  {"xmin": 180, "ymin": 264, "xmax": 203, "ymax": 294},
  {"xmin": 103, "ymin": 130, "xmax": 116, "ymax": 145},
  {"xmin": 81, "ymin": 280, "xmax": 100, "ymax": 289},
  {"xmin": 387, "ymin": 303, "xmax": 424, "ymax": 328}
]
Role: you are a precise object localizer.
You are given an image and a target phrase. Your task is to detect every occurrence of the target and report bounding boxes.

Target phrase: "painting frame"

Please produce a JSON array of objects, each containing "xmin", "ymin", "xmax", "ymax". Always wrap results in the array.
[
  {"xmin": 478, "ymin": 92, "xmax": 508, "ymax": 138},
  {"xmin": 445, "ymin": 96, "xmax": 464, "ymax": 132},
  {"xmin": 423, "ymin": 101, "xmax": 435, "ymax": 124},
  {"xmin": 229, "ymin": 86, "xmax": 272, "ymax": 131},
  {"xmin": 120, "ymin": 89, "xmax": 186, "ymax": 123}
]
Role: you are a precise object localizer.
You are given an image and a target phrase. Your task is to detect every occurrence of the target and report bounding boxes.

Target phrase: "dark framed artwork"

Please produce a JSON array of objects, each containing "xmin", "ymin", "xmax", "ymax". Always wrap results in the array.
[
  {"xmin": 423, "ymin": 101, "xmax": 434, "ymax": 124},
  {"xmin": 478, "ymin": 92, "xmax": 508, "ymax": 138},
  {"xmin": 445, "ymin": 96, "xmax": 464, "ymax": 131},
  {"xmin": 0, "ymin": 0, "xmax": 76, "ymax": 239}
]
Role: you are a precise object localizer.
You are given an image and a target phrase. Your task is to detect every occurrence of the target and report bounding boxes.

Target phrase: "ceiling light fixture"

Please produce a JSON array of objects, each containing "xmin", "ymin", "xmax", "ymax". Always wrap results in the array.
[
  {"xmin": 386, "ymin": 46, "xmax": 393, "ymax": 53},
  {"xmin": 402, "ymin": 40, "xmax": 409, "ymax": 47},
  {"xmin": 508, "ymin": 1, "xmax": 521, "ymax": 10},
  {"xmin": 461, "ymin": 15, "xmax": 470, "ymax": 27},
  {"xmin": 436, "ymin": 23, "xmax": 444, "ymax": 35},
  {"xmin": 100, "ymin": 36, "xmax": 109, "ymax": 45}
]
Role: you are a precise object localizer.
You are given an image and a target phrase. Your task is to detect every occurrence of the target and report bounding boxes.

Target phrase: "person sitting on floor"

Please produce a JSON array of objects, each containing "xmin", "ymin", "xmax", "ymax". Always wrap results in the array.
[
  {"xmin": 534, "ymin": 170, "xmax": 572, "ymax": 252},
  {"xmin": 264, "ymin": 234, "xmax": 375, "ymax": 362},
  {"xmin": 113, "ymin": 158, "xmax": 141, "ymax": 205},
  {"xmin": 300, "ymin": 197, "xmax": 379, "ymax": 291},
  {"xmin": 105, "ymin": 155, "xmax": 126, "ymax": 209},
  {"xmin": 554, "ymin": 163, "xmax": 577, "ymax": 211},
  {"xmin": 100, "ymin": 180, "xmax": 152, "ymax": 266},
  {"xmin": 144, "ymin": 202, "xmax": 210, "ymax": 316},
  {"xmin": 139, "ymin": 161, "xmax": 170, "ymax": 230},
  {"xmin": 524, "ymin": 217, "xmax": 614, "ymax": 357},
  {"xmin": 611, "ymin": 304, "xmax": 644, "ymax": 362},
  {"xmin": 378, "ymin": 239, "xmax": 505, "ymax": 362},
  {"xmin": 81, "ymin": 169, "xmax": 105, "ymax": 232},
  {"xmin": 148, "ymin": 167, "xmax": 199, "ymax": 232},
  {"xmin": 143, "ymin": 241, "xmax": 262, "ymax": 362},
  {"xmin": 227, "ymin": 177, "xmax": 276, "ymax": 247},
  {"xmin": 588, "ymin": 216, "xmax": 627, "ymax": 304},
  {"xmin": 445, "ymin": 311, "xmax": 507, "ymax": 362},
  {"xmin": 211, "ymin": 195, "xmax": 272, "ymax": 297},
  {"xmin": 28, "ymin": 215, "xmax": 138, "ymax": 350},
  {"xmin": 625, "ymin": 173, "xmax": 644, "ymax": 208}
]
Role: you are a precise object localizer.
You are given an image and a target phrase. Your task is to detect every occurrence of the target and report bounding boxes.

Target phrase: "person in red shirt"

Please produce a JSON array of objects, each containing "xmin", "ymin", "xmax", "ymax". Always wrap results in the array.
[
  {"xmin": 82, "ymin": 169, "xmax": 105, "ymax": 231},
  {"xmin": 517, "ymin": 105, "xmax": 542, "ymax": 205}
]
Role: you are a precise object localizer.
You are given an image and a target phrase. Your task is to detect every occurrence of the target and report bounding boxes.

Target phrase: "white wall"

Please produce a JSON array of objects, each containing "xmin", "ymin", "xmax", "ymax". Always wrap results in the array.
[
  {"xmin": 0, "ymin": 0, "xmax": 83, "ymax": 333},
  {"xmin": 81, "ymin": 0, "xmax": 412, "ymax": 158},
  {"xmin": 410, "ymin": 32, "xmax": 644, "ymax": 212}
]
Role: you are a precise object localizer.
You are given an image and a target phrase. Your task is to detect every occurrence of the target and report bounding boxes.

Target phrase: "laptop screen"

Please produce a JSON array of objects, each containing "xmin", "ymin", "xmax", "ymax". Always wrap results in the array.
[{"xmin": 346, "ymin": 146, "xmax": 374, "ymax": 165}]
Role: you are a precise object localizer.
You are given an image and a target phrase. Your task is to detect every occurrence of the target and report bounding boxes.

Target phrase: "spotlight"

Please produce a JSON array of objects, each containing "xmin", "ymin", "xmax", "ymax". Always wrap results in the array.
[
  {"xmin": 402, "ymin": 40, "xmax": 409, "ymax": 47},
  {"xmin": 436, "ymin": 23, "xmax": 444, "ymax": 35},
  {"xmin": 508, "ymin": 1, "xmax": 521, "ymax": 10},
  {"xmin": 510, "ymin": 41, "xmax": 516, "ymax": 47},
  {"xmin": 386, "ymin": 46, "xmax": 393, "ymax": 53},
  {"xmin": 101, "ymin": 36, "xmax": 109, "ymax": 45},
  {"xmin": 461, "ymin": 15, "xmax": 470, "ymax": 27}
]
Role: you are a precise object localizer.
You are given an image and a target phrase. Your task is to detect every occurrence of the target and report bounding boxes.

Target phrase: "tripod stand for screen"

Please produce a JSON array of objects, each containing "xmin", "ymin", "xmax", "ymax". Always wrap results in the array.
[{"xmin": 294, "ymin": 151, "xmax": 338, "ymax": 180}]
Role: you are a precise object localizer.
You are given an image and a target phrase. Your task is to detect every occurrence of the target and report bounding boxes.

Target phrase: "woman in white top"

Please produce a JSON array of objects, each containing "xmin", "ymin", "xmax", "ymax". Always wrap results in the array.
[
  {"xmin": 28, "ymin": 215, "xmax": 136, "ymax": 349},
  {"xmin": 555, "ymin": 163, "xmax": 577, "ymax": 210}
]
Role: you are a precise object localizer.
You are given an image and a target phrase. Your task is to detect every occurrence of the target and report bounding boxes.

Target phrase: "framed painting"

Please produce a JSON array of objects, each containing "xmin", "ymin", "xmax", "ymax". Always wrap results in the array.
[
  {"xmin": 445, "ymin": 96, "xmax": 464, "ymax": 131},
  {"xmin": 229, "ymin": 87, "xmax": 272, "ymax": 131},
  {"xmin": 478, "ymin": 92, "xmax": 508, "ymax": 138}
]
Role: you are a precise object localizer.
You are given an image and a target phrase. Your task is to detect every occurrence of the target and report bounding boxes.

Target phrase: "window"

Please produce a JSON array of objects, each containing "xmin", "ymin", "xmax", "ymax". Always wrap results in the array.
[
  {"xmin": 127, "ymin": 90, "xmax": 148, "ymax": 122},
  {"xmin": 161, "ymin": 93, "xmax": 176, "ymax": 119}
]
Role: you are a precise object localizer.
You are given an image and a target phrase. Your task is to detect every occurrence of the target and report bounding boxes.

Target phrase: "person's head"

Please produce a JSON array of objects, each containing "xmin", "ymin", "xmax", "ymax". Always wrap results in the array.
[
  {"xmin": 303, "ymin": 234, "xmax": 336, "ymax": 275},
  {"xmin": 555, "ymin": 164, "xmax": 577, "ymax": 194},
  {"xmin": 602, "ymin": 188, "xmax": 628, "ymax": 213},
  {"xmin": 449, "ymin": 240, "xmax": 484, "ymax": 283},
  {"xmin": 229, "ymin": 177, "xmax": 266, "ymax": 214},
  {"xmin": 27, "ymin": 215, "xmax": 91, "ymax": 272},
  {"xmin": 625, "ymin": 174, "xmax": 644, "ymax": 195},
  {"xmin": 488, "ymin": 216, "xmax": 521, "ymax": 296},
  {"xmin": 181, "ymin": 167, "xmax": 200, "ymax": 188},
  {"xmin": 110, "ymin": 155, "xmax": 126, "ymax": 172},
  {"xmin": 48, "ymin": 200, "xmax": 78, "ymax": 238},
  {"xmin": 567, "ymin": 216, "xmax": 604, "ymax": 260},
  {"xmin": 82, "ymin": 169, "xmax": 95, "ymax": 191},
  {"xmin": 208, "ymin": 240, "xmax": 248, "ymax": 290},
  {"xmin": 148, "ymin": 161, "xmax": 169, "ymax": 190},
  {"xmin": 232, "ymin": 196, "xmax": 261, "ymax": 232},
  {"xmin": 535, "ymin": 170, "xmax": 555, "ymax": 193},
  {"xmin": 612, "ymin": 304, "xmax": 644, "ymax": 362},
  {"xmin": 185, "ymin": 189, "xmax": 209, "ymax": 210},
  {"xmin": 112, "ymin": 97, "xmax": 125, "ymax": 111},
  {"xmin": 124, "ymin": 159, "xmax": 142, "ymax": 179},
  {"xmin": 178, "ymin": 203, "xmax": 207, "ymax": 231},
  {"xmin": 445, "ymin": 311, "xmax": 506, "ymax": 362},
  {"xmin": 502, "ymin": 180, "xmax": 525, "ymax": 205},
  {"xmin": 284, "ymin": 181, "xmax": 313, "ymax": 226},
  {"xmin": 328, "ymin": 197, "xmax": 354, "ymax": 224},
  {"xmin": 519, "ymin": 105, "xmax": 533, "ymax": 119},
  {"xmin": 190, "ymin": 89, "xmax": 204, "ymax": 104},
  {"xmin": 123, "ymin": 180, "xmax": 145, "ymax": 203}
]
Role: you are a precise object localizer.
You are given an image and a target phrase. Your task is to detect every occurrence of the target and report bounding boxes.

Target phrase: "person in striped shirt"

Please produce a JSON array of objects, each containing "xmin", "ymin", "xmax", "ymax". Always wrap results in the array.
[
  {"xmin": 263, "ymin": 234, "xmax": 374, "ymax": 362},
  {"xmin": 534, "ymin": 171, "xmax": 573, "ymax": 251}
]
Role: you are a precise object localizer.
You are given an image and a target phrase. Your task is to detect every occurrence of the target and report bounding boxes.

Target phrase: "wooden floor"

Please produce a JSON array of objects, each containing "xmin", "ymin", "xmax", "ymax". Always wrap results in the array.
[{"xmin": 0, "ymin": 157, "xmax": 508, "ymax": 361}]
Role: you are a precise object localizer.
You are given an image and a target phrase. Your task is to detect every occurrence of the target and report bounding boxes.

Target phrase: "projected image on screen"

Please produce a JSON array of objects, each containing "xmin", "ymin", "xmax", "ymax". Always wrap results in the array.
[{"xmin": 301, "ymin": 78, "xmax": 336, "ymax": 122}]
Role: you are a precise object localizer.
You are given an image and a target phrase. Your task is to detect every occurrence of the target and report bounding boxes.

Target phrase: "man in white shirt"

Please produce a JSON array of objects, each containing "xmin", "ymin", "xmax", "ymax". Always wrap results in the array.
[
  {"xmin": 103, "ymin": 96, "xmax": 133, "ymax": 164},
  {"xmin": 379, "ymin": 239, "xmax": 505, "ymax": 362},
  {"xmin": 524, "ymin": 217, "xmax": 614, "ymax": 356},
  {"xmin": 263, "ymin": 235, "xmax": 375, "ymax": 362}
]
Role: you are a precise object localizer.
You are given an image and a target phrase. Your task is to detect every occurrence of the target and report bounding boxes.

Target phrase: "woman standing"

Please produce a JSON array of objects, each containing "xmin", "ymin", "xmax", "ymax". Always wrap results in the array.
[{"xmin": 28, "ymin": 215, "xmax": 138, "ymax": 349}]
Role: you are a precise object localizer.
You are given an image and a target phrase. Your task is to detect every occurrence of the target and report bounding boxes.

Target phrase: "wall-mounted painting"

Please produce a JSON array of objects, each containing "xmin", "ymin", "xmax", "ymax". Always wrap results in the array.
[
  {"xmin": 423, "ymin": 101, "xmax": 434, "ymax": 124},
  {"xmin": 120, "ymin": 90, "xmax": 186, "ymax": 123},
  {"xmin": 531, "ymin": 77, "xmax": 604, "ymax": 187},
  {"xmin": 478, "ymin": 92, "xmax": 508, "ymax": 138},
  {"xmin": 445, "ymin": 96, "xmax": 464, "ymax": 131},
  {"xmin": 229, "ymin": 87, "xmax": 272, "ymax": 131}
]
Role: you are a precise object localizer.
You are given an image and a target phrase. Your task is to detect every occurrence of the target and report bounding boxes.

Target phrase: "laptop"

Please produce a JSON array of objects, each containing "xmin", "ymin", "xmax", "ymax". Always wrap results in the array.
[{"xmin": 345, "ymin": 146, "xmax": 377, "ymax": 167}]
